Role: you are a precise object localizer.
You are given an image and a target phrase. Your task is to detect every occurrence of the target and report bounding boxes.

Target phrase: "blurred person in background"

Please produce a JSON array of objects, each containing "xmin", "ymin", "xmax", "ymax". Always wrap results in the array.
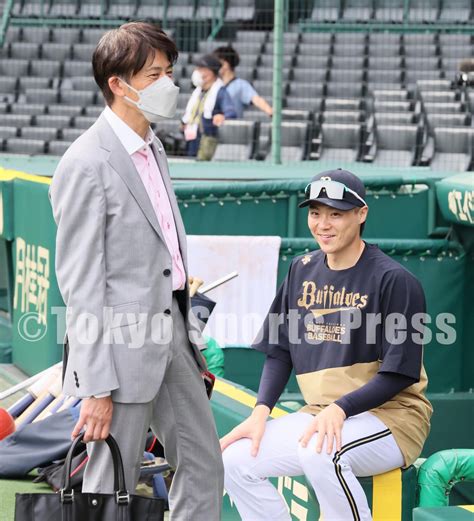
[
  {"xmin": 181, "ymin": 53, "xmax": 236, "ymax": 160},
  {"xmin": 214, "ymin": 46, "xmax": 273, "ymax": 119}
]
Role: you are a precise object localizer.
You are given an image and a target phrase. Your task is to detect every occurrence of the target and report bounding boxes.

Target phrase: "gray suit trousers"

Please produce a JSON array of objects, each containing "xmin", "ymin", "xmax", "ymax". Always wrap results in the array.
[{"xmin": 82, "ymin": 297, "xmax": 224, "ymax": 521}]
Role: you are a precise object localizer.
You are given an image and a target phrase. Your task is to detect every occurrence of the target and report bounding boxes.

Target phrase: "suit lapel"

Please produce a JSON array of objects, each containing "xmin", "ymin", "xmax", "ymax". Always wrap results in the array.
[{"xmin": 97, "ymin": 115, "xmax": 166, "ymax": 245}]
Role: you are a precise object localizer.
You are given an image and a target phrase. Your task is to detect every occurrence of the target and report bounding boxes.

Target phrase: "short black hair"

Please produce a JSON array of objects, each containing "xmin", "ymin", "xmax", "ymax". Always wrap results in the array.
[{"xmin": 213, "ymin": 46, "xmax": 240, "ymax": 70}]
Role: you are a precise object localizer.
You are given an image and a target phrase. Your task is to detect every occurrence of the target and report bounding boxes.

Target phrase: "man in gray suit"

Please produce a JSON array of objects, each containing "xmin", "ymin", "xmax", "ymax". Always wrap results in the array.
[{"xmin": 49, "ymin": 22, "xmax": 223, "ymax": 520}]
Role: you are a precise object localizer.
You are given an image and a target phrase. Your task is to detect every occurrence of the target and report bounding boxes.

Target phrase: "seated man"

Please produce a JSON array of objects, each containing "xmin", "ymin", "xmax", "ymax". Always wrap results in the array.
[{"xmin": 221, "ymin": 169, "xmax": 432, "ymax": 521}]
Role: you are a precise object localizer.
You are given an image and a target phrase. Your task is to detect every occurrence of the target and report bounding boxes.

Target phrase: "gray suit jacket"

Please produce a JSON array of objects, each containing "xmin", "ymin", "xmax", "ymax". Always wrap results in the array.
[{"xmin": 49, "ymin": 113, "xmax": 207, "ymax": 403}]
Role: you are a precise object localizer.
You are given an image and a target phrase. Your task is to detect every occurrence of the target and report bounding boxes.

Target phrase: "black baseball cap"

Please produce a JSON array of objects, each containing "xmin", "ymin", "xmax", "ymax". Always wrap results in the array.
[
  {"xmin": 194, "ymin": 54, "xmax": 222, "ymax": 75},
  {"xmin": 299, "ymin": 168, "xmax": 367, "ymax": 211}
]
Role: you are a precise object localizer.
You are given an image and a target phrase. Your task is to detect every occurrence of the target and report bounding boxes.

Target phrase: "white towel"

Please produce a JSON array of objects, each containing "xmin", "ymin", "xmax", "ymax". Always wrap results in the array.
[
  {"xmin": 187, "ymin": 235, "xmax": 282, "ymax": 346},
  {"xmin": 182, "ymin": 78, "xmax": 224, "ymax": 123}
]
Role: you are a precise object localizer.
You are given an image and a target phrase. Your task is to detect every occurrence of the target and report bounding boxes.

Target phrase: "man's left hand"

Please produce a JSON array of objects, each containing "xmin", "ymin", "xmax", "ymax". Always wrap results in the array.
[
  {"xmin": 212, "ymin": 114, "xmax": 225, "ymax": 127},
  {"xmin": 299, "ymin": 403, "xmax": 346, "ymax": 454}
]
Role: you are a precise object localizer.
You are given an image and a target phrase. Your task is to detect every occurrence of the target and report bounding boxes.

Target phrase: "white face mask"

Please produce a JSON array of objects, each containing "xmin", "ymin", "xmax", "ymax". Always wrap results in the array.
[
  {"xmin": 191, "ymin": 70, "xmax": 204, "ymax": 88},
  {"xmin": 120, "ymin": 75, "xmax": 180, "ymax": 123}
]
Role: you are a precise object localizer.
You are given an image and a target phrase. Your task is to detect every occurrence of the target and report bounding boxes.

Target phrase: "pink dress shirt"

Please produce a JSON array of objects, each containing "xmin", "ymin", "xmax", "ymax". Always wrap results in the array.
[
  {"xmin": 103, "ymin": 107, "xmax": 186, "ymax": 291},
  {"xmin": 131, "ymin": 144, "xmax": 186, "ymax": 291}
]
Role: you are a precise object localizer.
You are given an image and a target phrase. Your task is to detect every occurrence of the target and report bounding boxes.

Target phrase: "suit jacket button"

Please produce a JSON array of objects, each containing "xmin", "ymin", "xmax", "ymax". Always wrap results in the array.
[
  {"xmin": 164, "ymin": 309, "xmax": 171, "ymax": 315},
  {"xmin": 163, "ymin": 269, "xmax": 171, "ymax": 277}
]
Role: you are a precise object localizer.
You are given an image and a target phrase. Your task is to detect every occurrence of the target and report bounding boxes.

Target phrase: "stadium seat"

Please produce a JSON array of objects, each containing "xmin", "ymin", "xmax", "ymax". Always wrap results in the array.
[
  {"xmin": 5, "ymin": 137, "xmax": 46, "ymax": 155},
  {"xmin": 254, "ymin": 67, "xmax": 290, "ymax": 81},
  {"xmin": 287, "ymin": 83, "xmax": 325, "ymax": 99},
  {"xmin": 235, "ymin": 30, "xmax": 267, "ymax": 44},
  {"xmin": 279, "ymin": 121, "xmax": 311, "ymax": 162},
  {"xmin": 0, "ymin": 58, "xmax": 29, "ymax": 77},
  {"xmin": 420, "ymin": 91, "xmax": 459, "ymax": 103},
  {"xmin": 18, "ymin": 77, "xmax": 52, "ymax": 92},
  {"xmin": 78, "ymin": 0, "xmax": 104, "ymax": 18},
  {"xmin": 21, "ymin": 0, "xmax": 50, "ymax": 16},
  {"xmin": 225, "ymin": 0, "xmax": 255, "ymax": 22},
  {"xmin": 322, "ymin": 110, "xmax": 364, "ymax": 124},
  {"xmin": 0, "ymin": 126, "xmax": 18, "ymax": 139},
  {"xmin": 371, "ymin": 124, "xmax": 420, "ymax": 166},
  {"xmin": 48, "ymin": 140, "xmax": 73, "ymax": 155},
  {"xmin": 167, "ymin": 0, "xmax": 195, "ymax": 20},
  {"xmin": 21, "ymin": 127, "xmax": 59, "ymax": 141},
  {"xmin": 51, "ymin": 28, "xmax": 81, "ymax": 45},
  {"xmin": 423, "ymin": 101, "xmax": 465, "ymax": 113},
  {"xmin": 300, "ymin": 33, "xmax": 333, "ymax": 45},
  {"xmin": 42, "ymin": 43, "xmax": 71, "ymax": 61},
  {"xmin": 48, "ymin": 104, "xmax": 84, "ymax": 117},
  {"xmin": 10, "ymin": 103, "xmax": 46, "ymax": 115},
  {"xmin": 292, "ymin": 68, "xmax": 328, "ymax": 83},
  {"xmin": 439, "ymin": 0, "xmax": 471, "ymax": 22},
  {"xmin": 294, "ymin": 55, "xmax": 329, "ymax": 70},
  {"xmin": 198, "ymin": 40, "xmax": 227, "ymax": 54},
  {"xmin": 332, "ymin": 43, "xmax": 367, "ymax": 57},
  {"xmin": 30, "ymin": 60, "xmax": 61, "ymax": 78},
  {"xmin": 136, "ymin": 0, "xmax": 164, "ymax": 20},
  {"xmin": 331, "ymin": 56, "xmax": 365, "ymax": 70},
  {"xmin": 285, "ymin": 97, "xmax": 323, "ymax": 112},
  {"xmin": 326, "ymin": 82, "xmax": 365, "ymax": 99},
  {"xmin": 416, "ymin": 79, "xmax": 452, "ymax": 91},
  {"xmin": 62, "ymin": 128, "xmax": 86, "ymax": 141},
  {"xmin": 374, "ymin": 0, "xmax": 404, "ymax": 22},
  {"xmin": 317, "ymin": 123, "xmax": 362, "ymax": 162},
  {"xmin": 35, "ymin": 115, "xmax": 71, "ymax": 128},
  {"xmin": 10, "ymin": 42, "xmax": 40, "ymax": 60},
  {"xmin": 408, "ymin": 0, "xmax": 440, "ymax": 23},
  {"xmin": 49, "ymin": 0, "xmax": 78, "ymax": 17},
  {"xmin": 213, "ymin": 120, "xmax": 256, "ymax": 161},
  {"xmin": 68, "ymin": 76, "xmax": 98, "ymax": 91},
  {"xmin": 298, "ymin": 42, "xmax": 332, "ymax": 58},
  {"xmin": 311, "ymin": 0, "xmax": 341, "ymax": 22},
  {"xmin": 22, "ymin": 27, "xmax": 51, "ymax": 44},
  {"xmin": 341, "ymin": 0, "xmax": 374, "ymax": 22},
  {"xmin": 428, "ymin": 127, "xmax": 473, "ymax": 171},
  {"xmin": 72, "ymin": 116, "xmax": 96, "ymax": 129},
  {"xmin": 61, "ymin": 90, "xmax": 96, "ymax": 105},
  {"xmin": 253, "ymin": 80, "xmax": 280, "ymax": 98},
  {"xmin": 0, "ymin": 77, "xmax": 17, "ymax": 95},
  {"xmin": 25, "ymin": 88, "xmax": 59, "ymax": 104},
  {"xmin": 375, "ymin": 112, "xmax": 418, "ymax": 125},
  {"xmin": 259, "ymin": 55, "xmax": 294, "ymax": 68},
  {"xmin": 63, "ymin": 60, "xmax": 93, "ymax": 77},
  {"xmin": 72, "ymin": 43, "xmax": 96, "ymax": 61},
  {"xmin": 372, "ymin": 89, "xmax": 409, "ymax": 101},
  {"xmin": 106, "ymin": 0, "xmax": 136, "ymax": 18},
  {"xmin": 84, "ymin": 106, "xmax": 104, "ymax": 117},
  {"xmin": 426, "ymin": 113, "xmax": 471, "ymax": 129},
  {"xmin": 324, "ymin": 98, "xmax": 363, "ymax": 111},
  {"xmin": 264, "ymin": 42, "xmax": 298, "ymax": 55},
  {"xmin": 194, "ymin": 0, "xmax": 218, "ymax": 20}
]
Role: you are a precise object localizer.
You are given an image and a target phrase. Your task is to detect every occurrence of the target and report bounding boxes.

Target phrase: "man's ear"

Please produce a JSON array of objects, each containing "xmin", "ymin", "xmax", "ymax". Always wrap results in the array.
[
  {"xmin": 358, "ymin": 206, "xmax": 369, "ymax": 225},
  {"xmin": 108, "ymin": 76, "xmax": 126, "ymax": 99}
]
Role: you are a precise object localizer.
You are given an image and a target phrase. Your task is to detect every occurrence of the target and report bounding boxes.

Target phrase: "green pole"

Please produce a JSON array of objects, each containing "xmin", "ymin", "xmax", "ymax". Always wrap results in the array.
[
  {"xmin": 0, "ymin": 0, "xmax": 14, "ymax": 47},
  {"xmin": 403, "ymin": 0, "xmax": 410, "ymax": 25},
  {"xmin": 271, "ymin": 0, "xmax": 284, "ymax": 165}
]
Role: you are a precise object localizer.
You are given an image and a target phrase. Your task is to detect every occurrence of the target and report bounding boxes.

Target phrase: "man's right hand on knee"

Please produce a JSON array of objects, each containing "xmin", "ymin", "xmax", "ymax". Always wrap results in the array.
[
  {"xmin": 72, "ymin": 396, "xmax": 114, "ymax": 442},
  {"xmin": 220, "ymin": 404, "xmax": 270, "ymax": 457}
]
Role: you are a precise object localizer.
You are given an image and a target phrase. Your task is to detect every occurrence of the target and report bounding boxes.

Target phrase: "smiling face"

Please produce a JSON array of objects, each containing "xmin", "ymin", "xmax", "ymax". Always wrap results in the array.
[
  {"xmin": 110, "ymin": 49, "xmax": 173, "ymax": 107},
  {"xmin": 308, "ymin": 202, "xmax": 368, "ymax": 257}
]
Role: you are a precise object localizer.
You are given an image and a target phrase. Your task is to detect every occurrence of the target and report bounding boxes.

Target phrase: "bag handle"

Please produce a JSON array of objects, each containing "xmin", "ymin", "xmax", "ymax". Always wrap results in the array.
[{"xmin": 61, "ymin": 433, "xmax": 128, "ymax": 500}]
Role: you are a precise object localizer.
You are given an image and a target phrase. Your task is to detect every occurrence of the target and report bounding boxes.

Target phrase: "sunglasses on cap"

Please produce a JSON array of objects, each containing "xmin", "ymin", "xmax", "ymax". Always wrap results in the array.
[{"xmin": 304, "ymin": 180, "xmax": 367, "ymax": 207}]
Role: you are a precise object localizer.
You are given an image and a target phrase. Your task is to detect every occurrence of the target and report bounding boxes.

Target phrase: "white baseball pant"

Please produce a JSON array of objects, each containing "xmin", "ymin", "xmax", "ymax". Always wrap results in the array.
[{"xmin": 223, "ymin": 411, "xmax": 404, "ymax": 521}]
